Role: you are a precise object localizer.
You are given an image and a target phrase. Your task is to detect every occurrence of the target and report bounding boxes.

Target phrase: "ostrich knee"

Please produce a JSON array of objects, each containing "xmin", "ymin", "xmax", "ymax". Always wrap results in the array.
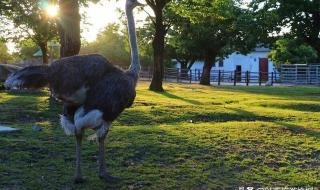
[{"xmin": 74, "ymin": 131, "xmax": 85, "ymax": 183}]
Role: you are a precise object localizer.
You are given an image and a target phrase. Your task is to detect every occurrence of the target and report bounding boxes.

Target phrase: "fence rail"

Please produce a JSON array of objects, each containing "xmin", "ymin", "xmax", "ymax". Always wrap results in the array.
[
  {"xmin": 281, "ymin": 64, "xmax": 320, "ymax": 85},
  {"xmin": 139, "ymin": 67, "xmax": 280, "ymax": 86}
]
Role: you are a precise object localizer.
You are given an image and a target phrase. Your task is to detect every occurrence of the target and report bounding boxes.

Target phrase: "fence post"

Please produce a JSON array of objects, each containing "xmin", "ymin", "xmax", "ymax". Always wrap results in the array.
[
  {"xmin": 194, "ymin": 69, "xmax": 197, "ymax": 81},
  {"xmin": 259, "ymin": 71, "xmax": 262, "ymax": 86},
  {"xmin": 189, "ymin": 69, "xmax": 192, "ymax": 83},
  {"xmin": 271, "ymin": 72, "xmax": 274, "ymax": 86},
  {"xmin": 177, "ymin": 68, "xmax": 179, "ymax": 82},
  {"xmin": 234, "ymin": 70, "xmax": 237, "ymax": 86},
  {"xmin": 246, "ymin": 71, "xmax": 249, "ymax": 86},
  {"xmin": 218, "ymin": 70, "xmax": 221, "ymax": 86}
]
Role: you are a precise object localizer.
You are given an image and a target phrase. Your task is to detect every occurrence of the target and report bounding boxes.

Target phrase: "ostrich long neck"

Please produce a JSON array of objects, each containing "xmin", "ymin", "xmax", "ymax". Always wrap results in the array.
[{"xmin": 126, "ymin": 8, "xmax": 140, "ymax": 75}]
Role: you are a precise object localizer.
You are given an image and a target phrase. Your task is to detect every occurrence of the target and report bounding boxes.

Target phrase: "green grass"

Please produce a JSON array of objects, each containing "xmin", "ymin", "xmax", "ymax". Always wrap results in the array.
[{"xmin": 1, "ymin": 82, "xmax": 320, "ymax": 189}]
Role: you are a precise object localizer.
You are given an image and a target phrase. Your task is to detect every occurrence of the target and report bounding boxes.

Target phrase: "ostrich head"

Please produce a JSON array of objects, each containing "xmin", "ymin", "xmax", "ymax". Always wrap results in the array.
[{"xmin": 126, "ymin": 0, "xmax": 144, "ymax": 10}]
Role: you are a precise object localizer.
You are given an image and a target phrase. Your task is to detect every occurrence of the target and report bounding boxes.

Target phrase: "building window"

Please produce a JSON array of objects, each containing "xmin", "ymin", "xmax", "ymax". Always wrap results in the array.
[{"xmin": 219, "ymin": 59, "xmax": 224, "ymax": 67}]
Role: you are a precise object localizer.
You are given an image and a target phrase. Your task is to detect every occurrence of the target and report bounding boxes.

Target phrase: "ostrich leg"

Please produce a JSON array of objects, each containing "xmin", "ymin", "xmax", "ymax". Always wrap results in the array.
[
  {"xmin": 74, "ymin": 131, "xmax": 85, "ymax": 183},
  {"xmin": 97, "ymin": 124, "xmax": 120, "ymax": 182}
]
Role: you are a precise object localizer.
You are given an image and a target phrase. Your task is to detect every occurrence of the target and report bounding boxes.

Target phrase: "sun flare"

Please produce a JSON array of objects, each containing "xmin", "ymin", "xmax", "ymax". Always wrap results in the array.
[{"xmin": 46, "ymin": 5, "xmax": 59, "ymax": 17}]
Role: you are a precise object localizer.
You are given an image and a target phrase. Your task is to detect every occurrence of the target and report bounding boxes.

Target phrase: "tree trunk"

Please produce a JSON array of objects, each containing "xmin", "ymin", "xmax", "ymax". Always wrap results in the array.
[
  {"xmin": 149, "ymin": 9, "xmax": 166, "ymax": 92},
  {"xmin": 180, "ymin": 61, "xmax": 189, "ymax": 78},
  {"xmin": 58, "ymin": 0, "xmax": 81, "ymax": 58},
  {"xmin": 39, "ymin": 42, "xmax": 49, "ymax": 64},
  {"xmin": 312, "ymin": 43, "xmax": 320, "ymax": 56},
  {"xmin": 187, "ymin": 59, "xmax": 196, "ymax": 70},
  {"xmin": 200, "ymin": 53, "xmax": 216, "ymax": 85}
]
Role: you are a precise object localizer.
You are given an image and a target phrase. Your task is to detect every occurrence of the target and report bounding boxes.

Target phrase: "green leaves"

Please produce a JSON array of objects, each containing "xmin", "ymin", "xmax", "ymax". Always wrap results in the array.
[
  {"xmin": 0, "ymin": 0, "xmax": 58, "ymax": 60},
  {"xmin": 169, "ymin": 0, "xmax": 257, "ymax": 61},
  {"xmin": 269, "ymin": 38, "xmax": 318, "ymax": 66},
  {"xmin": 250, "ymin": 0, "xmax": 320, "ymax": 54},
  {"xmin": 80, "ymin": 24, "xmax": 130, "ymax": 66},
  {"xmin": 0, "ymin": 41, "xmax": 13, "ymax": 63}
]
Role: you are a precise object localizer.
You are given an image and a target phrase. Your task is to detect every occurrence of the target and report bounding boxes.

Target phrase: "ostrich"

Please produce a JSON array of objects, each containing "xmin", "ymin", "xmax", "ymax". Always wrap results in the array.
[{"xmin": 5, "ymin": 0, "xmax": 142, "ymax": 183}]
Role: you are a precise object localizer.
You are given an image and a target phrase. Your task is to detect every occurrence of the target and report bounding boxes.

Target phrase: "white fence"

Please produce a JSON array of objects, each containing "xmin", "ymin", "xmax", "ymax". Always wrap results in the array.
[{"xmin": 281, "ymin": 64, "xmax": 320, "ymax": 85}]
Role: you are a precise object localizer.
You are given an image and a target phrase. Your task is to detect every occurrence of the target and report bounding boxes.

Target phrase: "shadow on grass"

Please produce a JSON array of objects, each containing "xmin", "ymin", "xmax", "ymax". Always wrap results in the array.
[
  {"xmin": 105, "ymin": 127, "xmax": 248, "ymax": 189},
  {"xmin": 216, "ymin": 86, "xmax": 320, "ymax": 100},
  {"xmin": 228, "ymin": 108, "xmax": 277, "ymax": 122},
  {"xmin": 261, "ymin": 103, "xmax": 320, "ymax": 112},
  {"xmin": 156, "ymin": 91, "xmax": 203, "ymax": 105},
  {"xmin": 0, "ymin": 126, "xmax": 248, "ymax": 189},
  {"xmin": 274, "ymin": 121, "xmax": 320, "ymax": 139},
  {"xmin": 118, "ymin": 107, "xmax": 278, "ymax": 126},
  {"xmin": 0, "ymin": 92, "xmax": 61, "ymax": 125},
  {"xmin": 6, "ymin": 89, "xmax": 49, "ymax": 97}
]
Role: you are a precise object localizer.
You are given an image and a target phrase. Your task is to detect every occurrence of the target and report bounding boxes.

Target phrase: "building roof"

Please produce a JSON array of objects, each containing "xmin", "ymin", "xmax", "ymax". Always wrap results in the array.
[{"xmin": 254, "ymin": 47, "xmax": 270, "ymax": 52}]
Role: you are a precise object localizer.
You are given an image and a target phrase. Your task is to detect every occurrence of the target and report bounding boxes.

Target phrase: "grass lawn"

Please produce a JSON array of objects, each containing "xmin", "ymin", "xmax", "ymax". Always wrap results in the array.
[{"xmin": 0, "ymin": 82, "xmax": 320, "ymax": 189}]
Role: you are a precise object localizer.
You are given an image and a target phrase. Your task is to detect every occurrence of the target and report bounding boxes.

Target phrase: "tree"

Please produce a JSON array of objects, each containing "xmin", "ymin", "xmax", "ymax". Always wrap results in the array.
[
  {"xmin": 58, "ymin": 0, "xmax": 101, "ymax": 58},
  {"xmin": 145, "ymin": 0, "xmax": 172, "ymax": 92},
  {"xmin": 269, "ymin": 38, "xmax": 318, "ymax": 67},
  {"xmin": 80, "ymin": 23, "xmax": 154, "ymax": 68},
  {"xmin": 135, "ymin": 21, "xmax": 154, "ymax": 67},
  {"xmin": 80, "ymin": 24, "xmax": 130, "ymax": 66},
  {"xmin": 0, "ymin": 41, "xmax": 13, "ymax": 63},
  {"xmin": 167, "ymin": 18, "xmax": 197, "ymax": 77},
  {"xmin": 171, "ymin": 0, "xmax": 256, "ymax": 85},
  {"xmin": 0, "ymin": 1, "xmax": 58, "ymax": 64},
  {"xmin": 58, "ymin": 0, "xmax": 81, "ymax": 57},
  {"xmin": 1, "ymin": 1, "xmax": 57, "ymax": 64},
  {"xmin": 250, "ymin": 0, "xmax": 320, "ymax": 55},
  {"xmin": 16, "ymin": 38, "xmax": 39, "ymax": 60}
]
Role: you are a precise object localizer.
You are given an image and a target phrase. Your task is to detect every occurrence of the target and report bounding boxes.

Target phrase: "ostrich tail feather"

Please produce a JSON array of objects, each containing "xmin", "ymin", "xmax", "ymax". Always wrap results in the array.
[{"xmin": 60, "ymin": 115, "xmax": 76, "ymax": 136}]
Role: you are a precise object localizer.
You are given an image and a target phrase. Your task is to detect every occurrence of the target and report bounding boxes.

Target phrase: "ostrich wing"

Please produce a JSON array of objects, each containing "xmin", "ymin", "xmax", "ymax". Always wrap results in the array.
[{"xmin": 49, "ymin": 54, "xmax": 116, "ymax": 96}]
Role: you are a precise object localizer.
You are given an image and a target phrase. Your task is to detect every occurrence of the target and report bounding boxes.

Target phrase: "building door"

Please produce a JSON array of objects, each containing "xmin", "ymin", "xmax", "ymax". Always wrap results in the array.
[
  {"xmin": 236, "ymin": 65, "xmax": 241, "ymax": 82},
  {"xmin": 259, "ymin": 58, "xmax": 269, "ymax": 81}
]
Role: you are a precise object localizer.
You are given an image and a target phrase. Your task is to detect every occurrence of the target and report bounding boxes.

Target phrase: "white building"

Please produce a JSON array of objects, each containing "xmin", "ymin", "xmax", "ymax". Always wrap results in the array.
[
  {"xmin": 175, "ymin": 47, "xmax": 277, "ymax": 82},
  {"xmin": 176, "ymin": 47, "xmax": 276, "ymax": 73}
]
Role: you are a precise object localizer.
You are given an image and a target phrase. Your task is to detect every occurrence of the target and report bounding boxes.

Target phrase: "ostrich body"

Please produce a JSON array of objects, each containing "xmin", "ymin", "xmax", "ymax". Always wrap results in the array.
[{"xmin": 5, "ymin": 0, "xmax": 142, "ymax": 183}]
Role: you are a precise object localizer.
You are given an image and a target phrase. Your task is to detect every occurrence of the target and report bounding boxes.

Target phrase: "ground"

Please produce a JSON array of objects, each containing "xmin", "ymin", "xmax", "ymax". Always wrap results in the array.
[{"xmin": 0, "ymin": 82, "xmax": 319, "ymax": 189}]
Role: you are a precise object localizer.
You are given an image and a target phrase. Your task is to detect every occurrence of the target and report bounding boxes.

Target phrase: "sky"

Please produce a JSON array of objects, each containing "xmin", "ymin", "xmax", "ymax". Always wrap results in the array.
[
  {"xmin": 81, "ymin": 0, "xmax": 123, "ymax": 42},
  {"xmin": 81, "ymin": 0, "xmax": 150, "ymax": 42}
]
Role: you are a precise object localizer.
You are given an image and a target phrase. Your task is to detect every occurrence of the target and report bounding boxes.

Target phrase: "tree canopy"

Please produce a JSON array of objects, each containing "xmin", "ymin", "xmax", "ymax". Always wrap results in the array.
[
  {"xmin": 80, "ymin": 23, "xmax": 155, "ymax": 68},
  {"xmin": 0, "ymin": 0, "xmax": 58, "ymax": 64},
  {"xmin": 269, "ymin": 38, "xmax": 319, "ymax": 66},
  {"xmin": 170, "ymin": 0, "xmax": 257, "ymax": 85},
  {"xmin": 250, "ymin": 0, "xmax": 320, "ymax": 55},
  {"xmin": 80, "ymin": 24, "xmax": 130, "ymax": 67},
  {"xmin": 16, "ymin": 38, "xmax": 39, "ymax": 61},
  {"xmin": 0, "ymin": 40, "xmax": 13, "ymax": 63}
]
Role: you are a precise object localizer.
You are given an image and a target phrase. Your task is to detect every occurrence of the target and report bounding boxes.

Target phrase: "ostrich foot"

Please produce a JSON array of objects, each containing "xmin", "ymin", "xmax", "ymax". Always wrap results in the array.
[
  {"xmin": 99, "ymin": 173, "xmax": 121, "ymax": 182},
  {"xmin": 74, "ymin": 176, "xmax": 86, "ymax": 184}
]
